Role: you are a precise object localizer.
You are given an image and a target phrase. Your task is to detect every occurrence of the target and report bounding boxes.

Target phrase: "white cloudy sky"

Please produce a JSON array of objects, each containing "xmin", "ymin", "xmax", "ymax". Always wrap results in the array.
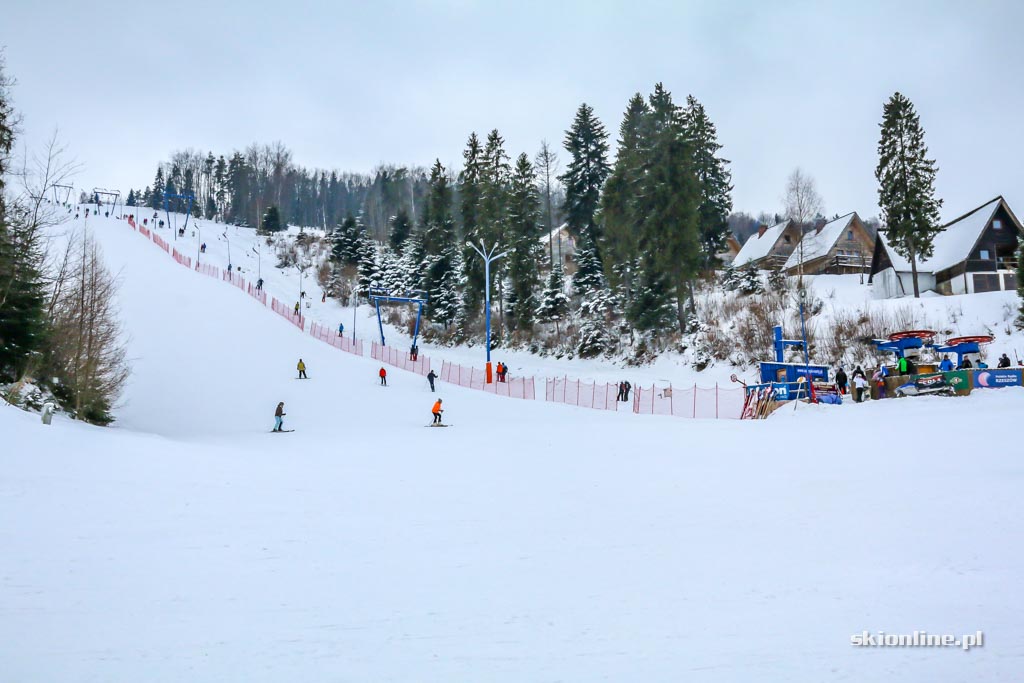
[{"xmin": 4, "ymin": 0, "xmax": 1022, "ymax": 220}]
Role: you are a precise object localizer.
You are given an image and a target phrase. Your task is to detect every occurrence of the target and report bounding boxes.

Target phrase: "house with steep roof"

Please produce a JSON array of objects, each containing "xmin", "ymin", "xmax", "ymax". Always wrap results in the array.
[
  {"xmin": 868, "ymin": 196, "xmax": 1023, "ymax": 298},
  {"xmin": 717, "ymin": 235, "xmax": 742, "ymax": 265},
  {"xmin": 732, "ymin": 220, "xmax": 802, "ymax": 270},
  {"xmin": 782, "ymin": 212, "xmax": 874, "ymax": 276}
]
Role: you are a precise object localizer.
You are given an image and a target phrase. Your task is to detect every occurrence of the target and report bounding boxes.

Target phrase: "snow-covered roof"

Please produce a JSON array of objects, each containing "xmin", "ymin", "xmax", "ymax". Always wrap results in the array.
[
  {"xmin": 783, "ymin": 212, "xmax": 857, "ymax": 270},
  {"xmin": 877, "ymin": 198, "xmax": 1003, "ymax": 274},
  {"xmin": 733, "ymin": 220, "xmax": 791, "ymax": 267},
  {"xmin": 540, "ymin": 222, "xmax": 570, "ymax": 244}
]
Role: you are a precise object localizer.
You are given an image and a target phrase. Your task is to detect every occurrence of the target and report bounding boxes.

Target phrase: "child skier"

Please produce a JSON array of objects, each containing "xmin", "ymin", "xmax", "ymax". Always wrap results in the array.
[
  {"xmin": 297, "ymin": 359, "xmax": 307, "ymax": 379},
  {"xmin": 379, "ymin": 367, "xmax": 387, "ymax": 386},
  {"xmin": 432, "ymin": 399, "xmax": 443, "ymax": 424},
  {"xmin": 273, "ymin": 402, "xmax": 286, "ymax": 432}
]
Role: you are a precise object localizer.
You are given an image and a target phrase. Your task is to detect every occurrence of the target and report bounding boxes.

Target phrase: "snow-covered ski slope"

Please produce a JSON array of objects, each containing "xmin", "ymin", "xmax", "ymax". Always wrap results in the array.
[{"xmin": 3, "ymin": 211, "xmax": 1024, "ymax": 681}]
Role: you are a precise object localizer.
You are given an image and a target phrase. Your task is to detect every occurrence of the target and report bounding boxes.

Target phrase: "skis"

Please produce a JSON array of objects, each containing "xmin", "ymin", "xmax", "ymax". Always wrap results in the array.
[
  {"xmin": 270, "ymin": 429, "xmax": 295, "ymax": 433},
  {"xmin": 425, "ymin": 424, "xmax": 451, "ymax": 428}
]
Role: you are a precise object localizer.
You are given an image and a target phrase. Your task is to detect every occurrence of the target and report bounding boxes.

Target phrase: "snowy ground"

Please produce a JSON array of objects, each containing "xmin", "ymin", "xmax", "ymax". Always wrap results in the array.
[{"xmin": 3, "ymin": 209, "xmax": 1023, "ymax": 680}]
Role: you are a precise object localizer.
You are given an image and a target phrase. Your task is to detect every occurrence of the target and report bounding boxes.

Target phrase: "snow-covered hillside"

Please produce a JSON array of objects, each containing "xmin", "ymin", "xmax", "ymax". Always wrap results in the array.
[{"xmin": 3, "ymin": 210, "xmax": 1023, "ymax": 681}]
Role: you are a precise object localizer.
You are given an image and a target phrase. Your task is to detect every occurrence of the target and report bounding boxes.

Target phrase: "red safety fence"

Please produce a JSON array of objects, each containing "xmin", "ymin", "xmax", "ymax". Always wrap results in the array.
[
  {"xmin": 309, "ymin": 321, "xmax": 364, "ymax": 356},
  {"xmin": 247, "ymin": 282, "xmax": 268, "ymax": 306},
  {"xmin": 195, "ymin": 262, "xmax": 220, "ymax": 279},
  {"xmin": 271, "ymin": 296, "xmax": 305, "ymax": 330},
  {"xmin": 139, "ymin": 225, "xmax": 151, "ymax": 238},
  {"xmin": 438, "ymin": 360, "xmax": 536, "ymax": 399},
  {"xmin": 632, "ymin": 384, "xmax": 745, "ymax": 419},
  {"xmin": 545, "ymin": 377, "xmax": 621, "ymax": 411},
  {"xmin": 371, "ymin": 341, "xmax": 431, "ymax": 376},
  {"xmin": 171, "ymin": 248, "xmax": 192, "ymax": 269},
  {"xmin": 152, "ymin": 233, "xmax": 170, "ymax": 253},
  {"xmin": 223, "ymin": 271, "xmax": 246, "ymax": 291}
]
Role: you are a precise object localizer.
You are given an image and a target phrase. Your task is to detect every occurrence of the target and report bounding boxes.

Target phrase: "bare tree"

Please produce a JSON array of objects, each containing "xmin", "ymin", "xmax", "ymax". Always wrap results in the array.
[
  {"xmin": 783, "ymin": 168, "xmax": 824, "ymax": 289},
  {"xmin": 535, "ymin": 140, "xmax": 560, "ymax": 265}
]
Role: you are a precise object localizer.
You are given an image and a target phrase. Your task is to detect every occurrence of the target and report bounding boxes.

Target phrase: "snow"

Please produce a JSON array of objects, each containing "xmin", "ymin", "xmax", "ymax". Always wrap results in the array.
[
  {"xmin": 732, "ymin": 220, "xmax": 790, "ymax": 267},
  {"xmin": 3, "ymin": 208, "xmax": 1024, "ymax": 680},
  {"xmin": 783, "ymin": 212, "xmax": 856, "ymax": 270},
  {"xmin": 877, "ymin": 198, "xmax": 1002, "ymax": 274}
]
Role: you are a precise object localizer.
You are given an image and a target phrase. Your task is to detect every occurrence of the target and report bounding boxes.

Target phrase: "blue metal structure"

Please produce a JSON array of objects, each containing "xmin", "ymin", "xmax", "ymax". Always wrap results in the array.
[
  {"xmin": 368, "ymin": 288, "xmax": 427, "ymax": 349},
  {"xmin": 163, "ymin": 192, "xmax": 195, "ymax": 235},
  {"xmin": 467, "ymin": 239, "xmax": 508, "ymax": 383},
  {"xmin": 92, "ymin": 188, "xmax": 122, "ymax": 218},
  {"xmin": 758, "ymin": 325, "xmax": 829, "ymax": 396},
  {"xmin": 870, "ymin": 331, "xmax": 935, "ymax": 361}
]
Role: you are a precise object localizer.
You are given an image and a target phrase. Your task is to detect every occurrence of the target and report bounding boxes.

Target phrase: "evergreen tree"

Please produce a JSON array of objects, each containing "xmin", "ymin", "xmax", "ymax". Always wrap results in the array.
[
  {"xmin": 602, "ymin": 93, "xmax": 650, "ymax": 291},
  {"xmin": 126, "ymin": 189, "xmax": 136, "ymax": 207},
  {"xmin": 875, "ymin": 92, "xmax": 943, "ymax": 298},
  {"xmin": 261, "ymin": 205, "xmax": 283, "ymax": 233},
  {"xmin": 214, "ymin": 155, "xmax": 227, "ymax": 219},
  {"xmin": 421, "ymin": 161, "xmax": 460, "ymax": 324},
  {"xmin": 431, "ymin": 243, "xmax": 464, "ymax": 329},
  {"xmin": 459, "ymin": 133, "xmax": 485, "ymax": 315},
  {"xmin": 478, "ymin": 130, "xmax": 512, "ymax": 331},
  {"xmin": 150, "ymin": 167, "xmax": 165, "ymax": 210},
  {"xmin": 684, "ymin": 95, "xmax": 733, "ymax": 269},
  {"xmin": 388, "ymin": 209, "xmax": 412, "ymax": 251},
  {"xmin": 506, "ymin": 153, "xmax": 544, "ymax": 330},
  {"xmin": 536, "ymin": 266, "xmax": 569, "ymax": 341},
  {"xmin": 559, "ymin": 103, "xmax": 611, "ymax": 246}
]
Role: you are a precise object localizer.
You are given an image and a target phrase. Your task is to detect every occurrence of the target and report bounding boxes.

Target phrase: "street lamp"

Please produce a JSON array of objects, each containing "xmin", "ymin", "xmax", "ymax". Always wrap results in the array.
[
  {"xmin": 466, "ymin": 238, "xmax": 508, "ymax": 383},
  {"xmin": 195, "ymin": 224, "xmax": 202, "ymax": 265}
]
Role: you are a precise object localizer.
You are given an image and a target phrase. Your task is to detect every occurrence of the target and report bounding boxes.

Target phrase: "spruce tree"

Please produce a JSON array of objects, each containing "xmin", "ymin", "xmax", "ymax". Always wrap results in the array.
[
  {"xmin": 126, "ymin": 189, "xmax": 136, "ymax": 207},
  {"xmin": 150, "ymin": 167, "xmax": 165, "ymax": 210},
  {"xmin": 459, "ymin": 133, "xmax": 485, "ymax": 315},
  {"xmin": 261, "ymin": 206, "xmax": 283, "ymax": 233},
  {"xmin": 559, "ymin": 103, "xmax": 611, "ymax": 246},
  {"xmin": 536, "ymin": 266, "xmax": 569, "ymax": 342},
  {"xmin": 875, "ymin": 92, "xmax": 943, "ymax": 298},
  {"xmin": 684, "ymin": 95, "xmax": 733, "ymax": 270},
  {"xmin": 602, "ymin": 93, "xmax": 650, "ymax": 292},
  {"xmin": 506, "ymin": 153, "xmax": 544, "ymax": 330},
  {"xmin": 479, "ymin": 130, "xmax": 512, "ymax": 332},
  {"xmin": 421, "ymin": 161, "xmax": 460, "ymax": 324},
  {"xmin": 388, "ymin": 209, "xmax": 412, "ymax": 251}
]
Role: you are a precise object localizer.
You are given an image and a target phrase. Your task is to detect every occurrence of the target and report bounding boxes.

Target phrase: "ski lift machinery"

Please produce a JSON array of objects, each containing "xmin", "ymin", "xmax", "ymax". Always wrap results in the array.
[
  {"xmin": 163, "ymin": 192, "xmax": 195, "ymax": 239},
  {"xmin": 92, "ymin": 188, "xmax": 123, "ymax": 218},
  {"xmin": 367, "ymin": 288, "xmax": 428, "ymax": 350}
]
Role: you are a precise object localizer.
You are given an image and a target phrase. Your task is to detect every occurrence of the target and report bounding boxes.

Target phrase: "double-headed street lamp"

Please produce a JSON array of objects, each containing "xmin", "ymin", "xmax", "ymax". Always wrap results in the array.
[{"xmin": 467, "ymin": 238, "xmax": 508, "ymax": 384}]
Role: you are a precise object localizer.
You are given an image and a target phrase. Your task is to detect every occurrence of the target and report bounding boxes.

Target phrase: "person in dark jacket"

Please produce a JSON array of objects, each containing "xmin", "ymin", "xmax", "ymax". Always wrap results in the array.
[
  {"xmin": 273, "ymin": 402, "xmax": 286, "ymax": 432},
  {"xmin": 426, "ymin": 370, "xmax": 437, "ymax": 392},
  {"xmin": 835, "ymin": 367, "xmax": 848, "ymax": 395},
  {"xmin": 623, "ymin": 381, "xmax": 632, "ymax": 401},
  {"xmin": 998, "ymin": 353, "xmax": 1012, "ymax": 368},
  {"xmin": 959, "ymin": 357, "xmax": 973, "ymax": 370}
]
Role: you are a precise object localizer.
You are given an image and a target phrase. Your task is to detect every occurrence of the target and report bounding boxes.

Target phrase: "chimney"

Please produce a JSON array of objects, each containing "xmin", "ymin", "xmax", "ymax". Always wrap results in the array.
[{"xmin": 757, "ymin": 224, "xmax": 768, "ymax": 238}]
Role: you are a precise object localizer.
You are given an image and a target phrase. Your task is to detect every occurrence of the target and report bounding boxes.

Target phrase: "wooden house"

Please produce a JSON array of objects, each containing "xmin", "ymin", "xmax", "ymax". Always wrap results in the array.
[
  {"xmin": 717, "ymin": 235, "xmax": 743, "ymax": 265},
  {"xmin": 733, "ymin": 219, "xmax": 802, "ymax": 270},
  {"xmin": 869, "ymin": 196, "xmax": 1023, "ymax": 298},
  {"xmin": 782, "ymin": 212, "xmax": 874, "ymax": 276}
]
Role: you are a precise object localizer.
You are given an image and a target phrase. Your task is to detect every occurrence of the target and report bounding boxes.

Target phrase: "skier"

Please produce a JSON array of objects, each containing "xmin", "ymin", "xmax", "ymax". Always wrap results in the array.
[
  {"xmin": 379, "ymin": 367, "xmax": 387, "ymax": 386},
  {"xmin": 431, "ymin": 398, "xmax": 443, "ymax": 424},
  {"xmin": 410, "ymin": 344, "xmax": 418, "ymax": 361},
  {"xmin": 200, "ymin": 242, "xmax": 207, "ymax": 253},
  {"xmin": 256, "ymin": 277, "xmax": 263, "ymax": 290},
  {"xmin": 426, "ymin": 369, "xmax": 437, "ymax": 392},
  {"xmin": 297, "ymin": 358, "xmax": 307, "ymax": 379},
  {"xmin": 294, "ymin": 302, "xmax": 300, "ymax": 316},
  {"xmin": 227, "ymin": 263, "xmax": 233, "ymax": 273},
  {"xmin": 853, "ymin": 373, "xmax": 868, "ymax": 403},
  {"xmin": 998, "ymin": 353, "xmax": 1012, "ymax": 368},
  {"xmin": 321, "ymin": 291, "xmax": 326, "ymax": 303},
  {"xmin": 835, "ymin": 367, "xmax": 848, "ymax": 395},
  {"xmin": 623, "ymin": 381, "xmax": 632, "ymax": 401},
  {"xmin": 337, "ymin": 322, "xmax": 344, "ymax": 337},
  {"xmin": 273, "ymin": 402, "xmax": 286, "ymax": 432}
]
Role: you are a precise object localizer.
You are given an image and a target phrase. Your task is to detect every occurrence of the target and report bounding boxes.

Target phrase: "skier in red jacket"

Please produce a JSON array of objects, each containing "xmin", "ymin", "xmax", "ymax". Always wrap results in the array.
[{"xmin": 379, "ymin": 367, "xmax": 387, "ymax": 386}]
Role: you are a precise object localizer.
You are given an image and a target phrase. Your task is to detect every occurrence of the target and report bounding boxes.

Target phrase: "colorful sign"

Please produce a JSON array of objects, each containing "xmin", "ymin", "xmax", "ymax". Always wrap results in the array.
[
  {"xmin": 972, "ymin": 369, "xmax": 1022, "ymax": 388},
  {"xmin": 914, "ymin": 373, "xmax": 948, "ymax": 393},
  {"xmin": 943, "ymin": 370, "xmax": 971, "ymax": 391}
]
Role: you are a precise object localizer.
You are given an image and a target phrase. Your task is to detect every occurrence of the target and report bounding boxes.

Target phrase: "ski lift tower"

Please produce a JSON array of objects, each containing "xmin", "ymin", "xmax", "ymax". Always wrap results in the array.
[
  {"xmin": 52, "ymin": 183, "xmax": 74, "ymax": 206},
  {"xmin": 163, "ymin": 192, "xmax": 195, "ymax": 240},
  {"xmin": 367, "ymin": 288, "xmax": 428, "ymax": 351},
  {"xmin": 92, "ymin": 188, "xmax": 123, "ymax": 218}
]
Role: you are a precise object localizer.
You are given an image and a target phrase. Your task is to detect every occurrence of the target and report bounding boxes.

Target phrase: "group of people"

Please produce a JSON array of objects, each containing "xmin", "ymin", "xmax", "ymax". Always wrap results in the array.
[
  {"xmin": 616, "ymin": 381, "xmax": 633, "ymax": 402},
  {"xmin": 834, "ymin": 366, "xmax": 871, "ymax": 402},
  {"xmin": 495, "ymin": 362, "xmax": 509, "ymax": 382}
]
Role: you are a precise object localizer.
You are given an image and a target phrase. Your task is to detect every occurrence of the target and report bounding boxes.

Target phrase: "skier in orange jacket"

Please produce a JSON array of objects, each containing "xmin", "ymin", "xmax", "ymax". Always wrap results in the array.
[{"xmin": 431, "ymin": 399, "xmax": 443, "ymax": 424}]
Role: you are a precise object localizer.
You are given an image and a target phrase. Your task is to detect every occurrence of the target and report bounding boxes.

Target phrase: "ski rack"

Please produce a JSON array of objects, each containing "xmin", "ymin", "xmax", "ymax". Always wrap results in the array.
[
  {"xmin": 92, "ymin": 188, "xmax": 123, "ymax": 218},
  {"xmin": 367, "ymin": 288, "xmax": 428, "ymax": 350}
]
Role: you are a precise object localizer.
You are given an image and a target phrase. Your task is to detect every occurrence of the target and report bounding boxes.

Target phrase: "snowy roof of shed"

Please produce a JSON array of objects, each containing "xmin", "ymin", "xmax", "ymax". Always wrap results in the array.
[
  {"xmin": 733, "ymin": 220, "xmax": 791, "ymax": 267},
  {"xmin": 783, "ymin": 212, "xmax": 858, "ymax": 270},
  {"xmin": 876, "ymin": 197, "xmax": 1008, "ymax": 274}
]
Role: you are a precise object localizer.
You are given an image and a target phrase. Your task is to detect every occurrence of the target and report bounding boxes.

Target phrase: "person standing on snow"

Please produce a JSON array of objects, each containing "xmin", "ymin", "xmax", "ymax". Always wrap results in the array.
[
  {"xmin": 256, "ymin": 277, "xmax": 263, "ymax": 290},
  {"xmin": 379, "ymin": 367, "xmax": 387, "ymax": 386},
  {"xmin": 852, "ymin": 373, "xmax": 868, "ymax": 403},
  {"xmin": 835, "ymin": 367, "xmax": 848, "ymax": 395},
  {"xmin": 998, "ymin": 353, "xmax": 1012, "ymax": 368},
  {"xmin": 426, "ymin": 370, "xmax": 437, "ymax": 392},
  {"xmin": 939, "ymin": 355, "xmax": 954, "ymax": 372},
  {"xmin": 337, "ymin": 322, "xmax": 344, "ymax": 337},
  {"xmin": 297, "ymin": 359, "xmax": 307, "ymax": 379},
  {"xmin": 273, "ymin": 402, "xmax": 286, "ymax": 432},
  {"xmin": 294, "ymin": 301, "xmax": 300, "ymax": 316},
  {"xmin": 431, "ymin": 399, "xmax": 443, "ymax": 424},
  {"xmin": 623, "ymin": 381, "xmax": 632, "ymax": 401}
]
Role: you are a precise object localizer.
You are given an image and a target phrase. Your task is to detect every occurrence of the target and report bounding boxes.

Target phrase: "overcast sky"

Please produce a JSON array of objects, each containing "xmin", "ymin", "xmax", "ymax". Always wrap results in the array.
[{"xmin": 4, "ymin": 0, "xmax": 1022, "ymax": 221}]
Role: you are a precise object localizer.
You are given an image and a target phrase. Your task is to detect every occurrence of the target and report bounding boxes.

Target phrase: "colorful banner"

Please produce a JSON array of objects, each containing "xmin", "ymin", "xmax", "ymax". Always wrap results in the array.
[
  {"xmin": 943, "ymin": 370, "xmax": 971, "ymax": 392},
  {"xmin": 972, "ymin": 369, "xmax": 1022, "ymax": 388}
]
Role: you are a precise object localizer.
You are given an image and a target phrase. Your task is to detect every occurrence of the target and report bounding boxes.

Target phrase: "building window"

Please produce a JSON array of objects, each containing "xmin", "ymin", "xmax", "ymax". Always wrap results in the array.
[
  {"xmin": 979, "ymin": 249, "xmax": 991, "ymax": 260},
  {"xmin": 993, "ymin": 219, "xmax": 1003, "ymax": 230},
  {"xmin": 784, "ymin": 235, "xmax": 791, "ymax": 244},
  {"xmin": 847, "ymin": 230, "xmax": 854, "ymax": 240}
]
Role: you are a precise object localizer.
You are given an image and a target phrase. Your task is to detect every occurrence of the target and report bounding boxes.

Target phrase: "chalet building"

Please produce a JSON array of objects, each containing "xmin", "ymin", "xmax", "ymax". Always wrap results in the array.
[
  {"xmin": 782, "ymin": 212, "xmax": 875, "ymax": 276},
  {"xmin": 717, "ymin": 235, "xmax": 742, "ymax": 264},
  {"xmin": 733, "ymin": 219, "xmax": 802, "ymax": 270},
  {"xmin": 869, "ymin": 196, "xmax": 1023, "ymax": 298}
]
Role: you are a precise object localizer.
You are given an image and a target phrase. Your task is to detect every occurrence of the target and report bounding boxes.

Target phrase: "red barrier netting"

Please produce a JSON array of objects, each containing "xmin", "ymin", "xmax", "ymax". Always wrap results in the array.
[
  {"xmin": 271, "ymin": 296, "xmax": 305, "ymax": 330},
  {"xmin": 370, "ymin": 341, "xmax": 431, "ymax": 376},
  {"xmin": 152, "ymin": 233, "xmax": 170, "ymax": 253},
  {"xmin": 195, "ymin": 262, "xmax": 220, "ymax": 279},
  {"xmin": 308, "ymin": 321, "xmax": 364, "ymax": 356},
  {"xmin": 632, "ymin": 384, "xmax": 744, "ymax": 419},
  {"xmin": 545, "ymin": 377, "xmax": 620, "ymax": 411},
  {"xmin": 139, "ymin": 225, "xmax": 151, "ymax": 238},
  {"xmin": 246, "ymin": 282, "xmax": 268, "ymax": 306},
  {"xmin": 127, "ymin": 216, "xmax": 136, "ymax": 229},
  {"xmin": 171, "ymin": 248, "xmax": 192, "ymax": 269},
  {"xmin": 222, "ymin": 271, "xmax": 246, "ymax": 291},
  {"xmin": 437, "ymin": 360, "xmax": 536, "ymax": 399}
]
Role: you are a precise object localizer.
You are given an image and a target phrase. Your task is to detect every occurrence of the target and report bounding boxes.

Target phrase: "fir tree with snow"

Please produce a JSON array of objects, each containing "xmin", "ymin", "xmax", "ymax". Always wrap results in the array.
[
  {"xmin": 261, "ymin": 205, "xmax": 283, "ymax": 233},
  {"xmin": 683, "ymin": 95, "xmax": 733, "ymax": 269},
  {"xmin": 389, "ymin": 209, "xmax": 413, "ymax": 251},
  {"xmin": 559, "ymin": 103, "xmax": 611, "ymax": 246},
  {"xmin": 875, "ymin": 92, "xmax": 943, "ymax": 298},
  {"xmin": 506, "ymin": 153, "xmax": 544, "ymax": 331},
  {"xmin": 536, "ymin": 266, "xmax": 569, "ymax": 343}
]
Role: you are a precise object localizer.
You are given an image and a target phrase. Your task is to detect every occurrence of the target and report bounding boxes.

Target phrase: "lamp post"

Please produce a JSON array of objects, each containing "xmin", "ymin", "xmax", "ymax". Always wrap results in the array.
[
  {"xmin": 224, "ymin": 229, "xmax": 231, "ymax": 270},
  {"xmin": 195, "ymin": 224, "xmax": 202, "ymax": 265},
  {"xmin": 467, "ymin": 238, "xmax": 508, "ymax": 383}
]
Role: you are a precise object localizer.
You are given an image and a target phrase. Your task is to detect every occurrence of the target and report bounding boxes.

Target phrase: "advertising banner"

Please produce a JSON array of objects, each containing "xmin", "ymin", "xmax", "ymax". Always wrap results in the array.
[
  {"xmin": 943, "ymin": 370, "xmax": 971, "ymax": 393},
  {"xmin": 972, "ymin": 369, "xmax": 1023, "ymax": 389}
]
